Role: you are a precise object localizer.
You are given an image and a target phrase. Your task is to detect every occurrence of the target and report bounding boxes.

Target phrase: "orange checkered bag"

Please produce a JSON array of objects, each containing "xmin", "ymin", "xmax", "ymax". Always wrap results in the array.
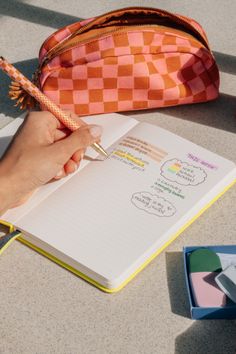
[{"xmin": 10, "ymin": 7, "xmax": 219, "ymax": 115}]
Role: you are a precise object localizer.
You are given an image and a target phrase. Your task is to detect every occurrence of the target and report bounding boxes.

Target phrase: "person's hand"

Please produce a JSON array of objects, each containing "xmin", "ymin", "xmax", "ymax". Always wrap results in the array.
[{"xmin": 0, "ymin": 110, "xmax": 102, "ymax": 213}]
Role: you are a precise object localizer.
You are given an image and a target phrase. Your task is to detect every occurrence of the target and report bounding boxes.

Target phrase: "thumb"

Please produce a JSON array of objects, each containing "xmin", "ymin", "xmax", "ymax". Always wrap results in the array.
[{"xmin": 53, "ymin": 124, "xmax": 102, "ymax": 160}]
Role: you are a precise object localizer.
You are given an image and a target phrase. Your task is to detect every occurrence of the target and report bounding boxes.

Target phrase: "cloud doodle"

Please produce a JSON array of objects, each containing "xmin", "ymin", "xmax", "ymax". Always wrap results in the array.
[
  {"xmin": 131, "ymin": 191, "xmax": 176, "ymax": 217},
  {"xmin": 160, "ymin": 159, "xmax": 207, "ymax": 186}
]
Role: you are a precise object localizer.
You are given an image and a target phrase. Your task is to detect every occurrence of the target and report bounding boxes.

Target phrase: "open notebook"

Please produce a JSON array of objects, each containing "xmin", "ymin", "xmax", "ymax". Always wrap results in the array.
[{"xmin": 0, "ymin": 113, "xmax": 235, "ymax": 292}]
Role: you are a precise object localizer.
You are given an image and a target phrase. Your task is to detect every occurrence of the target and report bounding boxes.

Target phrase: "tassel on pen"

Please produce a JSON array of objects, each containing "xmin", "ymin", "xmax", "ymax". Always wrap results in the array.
[{"xmin": 9, "ymin": 81, "xmax": 37, "ymax": 110}]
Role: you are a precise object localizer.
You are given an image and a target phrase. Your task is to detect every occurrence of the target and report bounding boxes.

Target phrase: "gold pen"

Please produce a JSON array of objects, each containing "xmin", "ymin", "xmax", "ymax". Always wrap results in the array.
[{"xmin": 0, "ymin": 56, "xmax": 108, "ymax": 159}]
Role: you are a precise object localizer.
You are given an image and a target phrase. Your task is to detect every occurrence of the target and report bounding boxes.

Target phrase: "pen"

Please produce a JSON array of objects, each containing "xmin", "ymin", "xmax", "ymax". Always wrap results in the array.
[{"xmin": 0, "ymin": 56, "xmax": 108, "ymax": 159}]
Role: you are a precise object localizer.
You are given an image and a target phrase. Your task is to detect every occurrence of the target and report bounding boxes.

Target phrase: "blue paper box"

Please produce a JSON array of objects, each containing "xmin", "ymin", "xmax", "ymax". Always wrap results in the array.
[{"xmin": 183, "ymin": 245, "xmax": 236, "ymax": 320}]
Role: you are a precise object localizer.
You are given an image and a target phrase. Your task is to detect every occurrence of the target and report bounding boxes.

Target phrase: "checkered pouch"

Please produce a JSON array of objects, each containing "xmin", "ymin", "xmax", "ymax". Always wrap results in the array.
[{"xmin": 11, "ymin": 7, "xmax": 220, "ymax": 115}]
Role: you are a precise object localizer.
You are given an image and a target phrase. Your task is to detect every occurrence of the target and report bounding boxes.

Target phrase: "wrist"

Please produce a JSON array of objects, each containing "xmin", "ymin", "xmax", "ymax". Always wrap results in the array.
[
  {"xmin": 0, "ymin": 163, "xmax": 26, "ymax": 215},
  {"xmin": 0, "ymin": 173, "xmax": 14, "ymax": 215}
]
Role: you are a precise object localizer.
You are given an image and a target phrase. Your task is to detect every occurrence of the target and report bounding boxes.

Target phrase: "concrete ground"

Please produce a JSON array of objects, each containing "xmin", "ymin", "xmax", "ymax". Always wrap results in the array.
[{"xmin": 0, "ymin": 1, "xmax": 236, "ymax": 353}]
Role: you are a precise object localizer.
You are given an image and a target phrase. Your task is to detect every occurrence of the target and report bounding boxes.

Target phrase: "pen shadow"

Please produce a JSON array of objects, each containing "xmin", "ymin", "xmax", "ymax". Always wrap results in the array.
[
  {"xmin": 84, "ymin": 155, "xmax": 106, "ymax": 162},
  {"xmin": 0, "ymin": 0, "xmax": 82, "ymax": 28},
  {"xmin": 175, "ymin": 320, "xmax": 236, "ymax": 354},
  {"xmin": 165, "ymin": 252, "xmax": 190, "ymax": 318}
]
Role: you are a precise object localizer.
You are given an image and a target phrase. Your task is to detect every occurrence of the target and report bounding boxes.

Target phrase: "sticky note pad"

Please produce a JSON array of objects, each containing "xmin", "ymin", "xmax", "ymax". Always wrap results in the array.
[{"xmin": 189, "ymin": 248, "xmax": 226, "ymax": 307}]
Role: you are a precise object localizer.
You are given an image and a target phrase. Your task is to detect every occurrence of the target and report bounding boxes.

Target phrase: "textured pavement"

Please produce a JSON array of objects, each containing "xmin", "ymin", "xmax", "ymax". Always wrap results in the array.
[{"xmin": 0, "ymin": 1, "xmax": 236, "ymax": 353}]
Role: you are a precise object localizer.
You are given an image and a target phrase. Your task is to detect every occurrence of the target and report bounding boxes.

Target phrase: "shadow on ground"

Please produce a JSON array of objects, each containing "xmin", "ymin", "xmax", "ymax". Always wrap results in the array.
[
  {"xmin": 0, "ymin": 0, "xmax": 81, "ymax": 28},
  {"xmin": 0, "ymin": 58, "xmax": 39, "ymax": 118},
  {"xmin": 159, "ymin": 93, "xmax": 236, "ymax": 134},
  {"xmin": 175, "ymin": 320, "xmax": 236, "ymax": 354},
  {"xmin": 127, "ymin": 92, "xmax": 236, "ymax": 134},
  {"xmin": 166, "ymin": 252, "xmax": 190, "ymax": 318},
  {"xmin": 169, "ymin": 250, "xmax": 236, "ymax": 354},
  {"xmin": 213, "ymin": 51, "xmax": 236, "ymax": 75}
]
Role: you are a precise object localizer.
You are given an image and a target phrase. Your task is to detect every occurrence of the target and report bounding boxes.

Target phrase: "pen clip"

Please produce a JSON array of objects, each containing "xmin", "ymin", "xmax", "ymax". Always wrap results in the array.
[{"xmin": 0, "ymin": 220, "xmax": 21, "ymax": 255}]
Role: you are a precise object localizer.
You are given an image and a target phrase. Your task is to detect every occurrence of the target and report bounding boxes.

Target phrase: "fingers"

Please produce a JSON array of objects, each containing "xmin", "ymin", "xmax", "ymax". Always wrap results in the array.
[
  {"xmin": 50, "ymin": 121, "xmax": 102, "ymax": 181},
  {"xmin": 54, "ymin": 169, "xmax": 66, "ymax": 179},
  {"xmin": 64, "ymin": 159, "xmax": 78, "ymax": 174},
  {"xmin": 54, "ymin": 149, "xmax": 84, "ymax": 180},
  {"xmin": 26, "ymin": 110, "xmax": 58, "ymax": 128},
  {"xmin": 53, "ymin": 124, "xmax": 102, "ymax": 161},
  {"xmin": 53, "ymin": 111, "xmax": 86, "ymax": 130},
  {"xmin": 54, "ymin": 112, "xmax": 86, "ymax": 141},
  {"xmin": 54, "ymin": 160, "xmax": 77, "ymax": 179},
  {"xmin": 26, "ymin": 110, "xmax": 85, "ymax": 131},
  {"xmin": 68, "ymin": 111, "xmax": 86, "ymax": 127},
  {"xmin": 54, "ymin": 128, "xmax": 69, "ymax": 141},
  {"xmin": 72, "ymin": 149, "xmax": 84, "ymax": 163}
]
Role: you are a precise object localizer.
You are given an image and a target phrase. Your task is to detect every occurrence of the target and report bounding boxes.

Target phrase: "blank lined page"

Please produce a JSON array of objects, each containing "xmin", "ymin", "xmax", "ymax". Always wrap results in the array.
[{"xmin": 16, "ymin": 123, "xmax": 236, "ymax": 287}]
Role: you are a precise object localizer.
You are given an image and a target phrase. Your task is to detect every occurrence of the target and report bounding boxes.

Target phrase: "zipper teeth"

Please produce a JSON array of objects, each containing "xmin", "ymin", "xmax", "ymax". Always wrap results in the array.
[
  {"xmin": 46, "ymin": 25, "xmax": 169, "ymax": 61},
  {"xmin": 65, "ymin": 6, "xmax": 207, "ymax": 45},
  {"xmin": 40, "ymin": 7, "xmax": 208, "ymax": 69},
  {"xmin": 42, "ymin": 24, "xmax": 205, "ymax": 68},
  {"xmin": 43, "ymin": 24, "xmax": 156, "ymax": 64}
]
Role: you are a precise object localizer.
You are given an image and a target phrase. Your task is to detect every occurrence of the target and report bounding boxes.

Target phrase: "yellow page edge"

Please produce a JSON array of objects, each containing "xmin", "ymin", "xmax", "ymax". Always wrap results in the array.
[{"xmin": 1, "ymin": 179, "xmax": 236, "ymax": 293}]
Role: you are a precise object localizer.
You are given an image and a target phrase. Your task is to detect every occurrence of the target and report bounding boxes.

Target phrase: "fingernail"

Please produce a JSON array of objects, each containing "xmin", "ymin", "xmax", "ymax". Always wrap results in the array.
[
  {"xmin": 89, "ymin": 125, "xmax": 102, "ymax": 138},
  {"xmin": 56, "ymin": 169, "xmax": 64, "ymax": 178}
]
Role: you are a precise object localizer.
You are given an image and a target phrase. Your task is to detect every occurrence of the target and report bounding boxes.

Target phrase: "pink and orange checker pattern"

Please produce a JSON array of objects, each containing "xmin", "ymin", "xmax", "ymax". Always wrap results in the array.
[
  {"xmin": 38, "ymin": 16, "xmax": 219, "ymax": 116},
  {"xmin": 0, "ymin": 57, "xmax": 83, "ymax": 131}
]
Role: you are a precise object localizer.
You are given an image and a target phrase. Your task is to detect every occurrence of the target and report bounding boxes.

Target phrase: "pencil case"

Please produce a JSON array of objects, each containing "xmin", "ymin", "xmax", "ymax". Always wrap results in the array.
[{"xmin": 10, "ymin": 6, "xmax": 220, "ymax": 115}]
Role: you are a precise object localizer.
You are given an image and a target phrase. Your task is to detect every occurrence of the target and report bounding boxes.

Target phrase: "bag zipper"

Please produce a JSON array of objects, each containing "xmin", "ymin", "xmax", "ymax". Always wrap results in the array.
[
  {"xmin": 47, "ymin": 24, "xmax": 205, "ymax": 62},
  {"xmin": 35, "ymin": 7, "xmax": 209, "ymax": 85}
]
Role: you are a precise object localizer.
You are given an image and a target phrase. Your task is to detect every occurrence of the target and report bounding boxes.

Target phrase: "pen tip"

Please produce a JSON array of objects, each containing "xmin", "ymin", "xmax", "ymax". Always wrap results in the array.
[
  {"xmin": 92, "ymin": 142, "xmax": 109, "ymax": 159},
  {"xmin": 100, "ymin": 154, "xmax": 109, "ymax": 161}
]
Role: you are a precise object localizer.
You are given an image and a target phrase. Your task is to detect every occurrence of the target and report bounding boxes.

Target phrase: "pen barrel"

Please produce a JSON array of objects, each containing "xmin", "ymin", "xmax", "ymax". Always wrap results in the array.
[
  {"xmin": 32, "ymin": 90, "xmax": 80, "ymax": 131},
  {"xmin": 0, "ymin": 57, "xmax": 108, "ymax": 157}
]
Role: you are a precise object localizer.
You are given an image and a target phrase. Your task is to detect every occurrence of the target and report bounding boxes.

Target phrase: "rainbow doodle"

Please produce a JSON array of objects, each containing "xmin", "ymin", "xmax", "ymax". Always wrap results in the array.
[{"xmin": 167, "ymin": 162, "xmax": 182, "ymax": 174}]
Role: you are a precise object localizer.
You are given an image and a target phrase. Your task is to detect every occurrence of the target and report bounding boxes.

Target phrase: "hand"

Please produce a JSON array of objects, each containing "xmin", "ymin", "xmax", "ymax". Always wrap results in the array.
[{"xmin": 0, "ymin": 110, "xmax": 102, "ymax": 213}]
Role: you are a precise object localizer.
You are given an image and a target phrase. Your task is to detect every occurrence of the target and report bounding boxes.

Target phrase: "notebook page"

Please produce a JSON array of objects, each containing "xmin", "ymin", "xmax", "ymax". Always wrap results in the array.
[
  {"xmin": 16, "ymin": 122, "xmax": 236, "ymax": 287},
  {"xmin": 2, "ymin": 113, "xmax": 137, "ymax": 224}
]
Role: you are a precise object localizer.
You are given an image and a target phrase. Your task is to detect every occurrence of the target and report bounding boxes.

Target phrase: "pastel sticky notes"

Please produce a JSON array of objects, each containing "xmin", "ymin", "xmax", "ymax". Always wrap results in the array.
[
  {"xmin": 216, "ymin": 265, "xmax": 236, "ymax": 303},
  {"xmin": 189, "ymin": 248, "xmax": 226, "ymax": 307}
]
